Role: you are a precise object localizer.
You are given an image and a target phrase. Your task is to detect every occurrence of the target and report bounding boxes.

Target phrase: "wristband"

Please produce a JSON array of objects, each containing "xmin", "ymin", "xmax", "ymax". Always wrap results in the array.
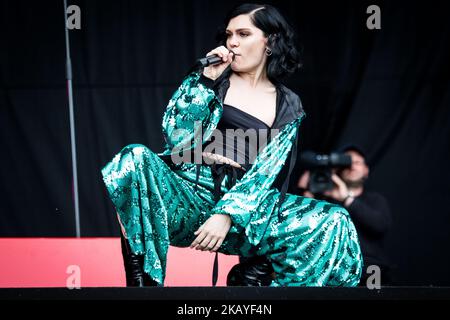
[{"xmin": 343, "ymin": 191, "xmax": 355, "ymax": 204}]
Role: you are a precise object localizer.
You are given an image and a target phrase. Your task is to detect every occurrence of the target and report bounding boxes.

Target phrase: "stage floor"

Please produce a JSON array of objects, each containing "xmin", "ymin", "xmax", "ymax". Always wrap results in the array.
[{"xmin": 1, "ymin": 286, "xmax": 450, "ymax": 300}]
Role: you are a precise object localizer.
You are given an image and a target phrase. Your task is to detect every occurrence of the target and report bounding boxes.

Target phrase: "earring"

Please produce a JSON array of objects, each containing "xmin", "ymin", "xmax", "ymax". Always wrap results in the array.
[{"xmin": 265, "ymin": 48, "xmax": 272, "ymax": 56}]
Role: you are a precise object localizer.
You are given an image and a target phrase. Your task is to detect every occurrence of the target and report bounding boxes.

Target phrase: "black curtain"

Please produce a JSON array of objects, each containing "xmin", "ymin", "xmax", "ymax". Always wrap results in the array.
[{"xmin": 1, "ymin": 0, "xmax": 449, "ymax": 285}]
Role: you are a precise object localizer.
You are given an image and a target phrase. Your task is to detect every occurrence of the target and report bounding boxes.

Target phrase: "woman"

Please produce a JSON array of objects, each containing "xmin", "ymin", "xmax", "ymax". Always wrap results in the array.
[{"xmin": 102, "ymin": 3, "xmax": 362, "ymax": 287}]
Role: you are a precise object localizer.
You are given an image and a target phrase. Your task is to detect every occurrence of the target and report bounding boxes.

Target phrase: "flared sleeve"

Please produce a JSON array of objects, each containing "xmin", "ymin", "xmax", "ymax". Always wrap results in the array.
[{"xmin": 160, "ymin": 72, "xmax": 222, "ymax": 157}]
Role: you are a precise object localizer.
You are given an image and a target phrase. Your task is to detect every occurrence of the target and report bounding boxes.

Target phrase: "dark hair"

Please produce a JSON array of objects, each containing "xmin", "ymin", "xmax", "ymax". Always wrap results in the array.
[
  {"xmin": 337, "ymin": 144, "xmax": 368, "ymax": 160},
  {"xmin": 216, "ymin": 3, "xmax": 302, "ymax": 82},
  {"xmin": 336, "ymin": 143, "xmax": 371, "ymax": 166}
]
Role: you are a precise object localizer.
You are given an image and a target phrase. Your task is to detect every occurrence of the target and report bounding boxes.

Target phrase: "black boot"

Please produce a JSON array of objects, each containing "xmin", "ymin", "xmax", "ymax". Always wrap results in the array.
[
  {"xmin": 226, "ymin": 256, "xmax": 274, "ymax": 286},
  {"xmin": 120, "ymin": 233, "xmax": 158, "ymax": 287}
]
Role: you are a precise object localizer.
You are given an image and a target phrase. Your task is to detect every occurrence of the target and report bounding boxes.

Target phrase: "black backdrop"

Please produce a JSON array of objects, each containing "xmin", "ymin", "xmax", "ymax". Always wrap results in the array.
[{"xmin": 1, "ymin": 0, "xmax": 449, "ymax": 285}]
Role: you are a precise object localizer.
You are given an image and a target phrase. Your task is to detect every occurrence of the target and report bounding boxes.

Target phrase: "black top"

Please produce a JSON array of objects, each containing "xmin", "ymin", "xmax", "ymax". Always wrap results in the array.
[
  {"xmin": 204, "ymin": 104, "xmax": 273, "ymax": 171},
  {"xmin": 198, "ymin": 71, "xmax": 304, "ymax": 208}
]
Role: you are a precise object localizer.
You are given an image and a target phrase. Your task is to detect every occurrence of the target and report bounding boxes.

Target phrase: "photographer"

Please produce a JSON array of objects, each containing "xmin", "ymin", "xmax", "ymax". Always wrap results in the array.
[{"xmin": 297, "ymin": 145, "xmax": 393, "ymax": 285}]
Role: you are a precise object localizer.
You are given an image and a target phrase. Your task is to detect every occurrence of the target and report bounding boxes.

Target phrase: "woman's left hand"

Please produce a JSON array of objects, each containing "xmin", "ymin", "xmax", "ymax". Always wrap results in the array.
[{"xmin": 189, "ymin": 214, "xmax": 232, "ymax": 252}]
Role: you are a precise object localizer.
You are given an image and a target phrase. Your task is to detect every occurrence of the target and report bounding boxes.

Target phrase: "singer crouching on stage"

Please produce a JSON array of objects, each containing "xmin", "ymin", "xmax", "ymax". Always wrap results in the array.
[{"xmin": 101, "ymin": 3, "xmax": 362, "ymax": 287}]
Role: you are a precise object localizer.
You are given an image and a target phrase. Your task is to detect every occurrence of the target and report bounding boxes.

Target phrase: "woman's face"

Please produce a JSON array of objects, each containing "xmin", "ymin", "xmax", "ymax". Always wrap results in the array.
[{"xmin": 225, "ymin": 14, "xmax": 268, "ymax": 73}]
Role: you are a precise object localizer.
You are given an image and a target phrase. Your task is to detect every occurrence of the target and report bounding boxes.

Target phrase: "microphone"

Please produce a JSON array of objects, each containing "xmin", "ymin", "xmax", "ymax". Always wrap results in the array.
[
  {"xmin": 196, "ymin": 51, "xmax": 236, "ymax": 67},
  {"xmin": 196, "ymin": 55, "xmax": 224, "ymax": 68}
]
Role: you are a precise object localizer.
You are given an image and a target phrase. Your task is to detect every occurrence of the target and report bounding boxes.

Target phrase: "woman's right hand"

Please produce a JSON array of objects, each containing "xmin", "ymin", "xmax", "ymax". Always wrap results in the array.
[{"xmin": 202, "ymin": 46, "xmax": 234, "ymax": 81}]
